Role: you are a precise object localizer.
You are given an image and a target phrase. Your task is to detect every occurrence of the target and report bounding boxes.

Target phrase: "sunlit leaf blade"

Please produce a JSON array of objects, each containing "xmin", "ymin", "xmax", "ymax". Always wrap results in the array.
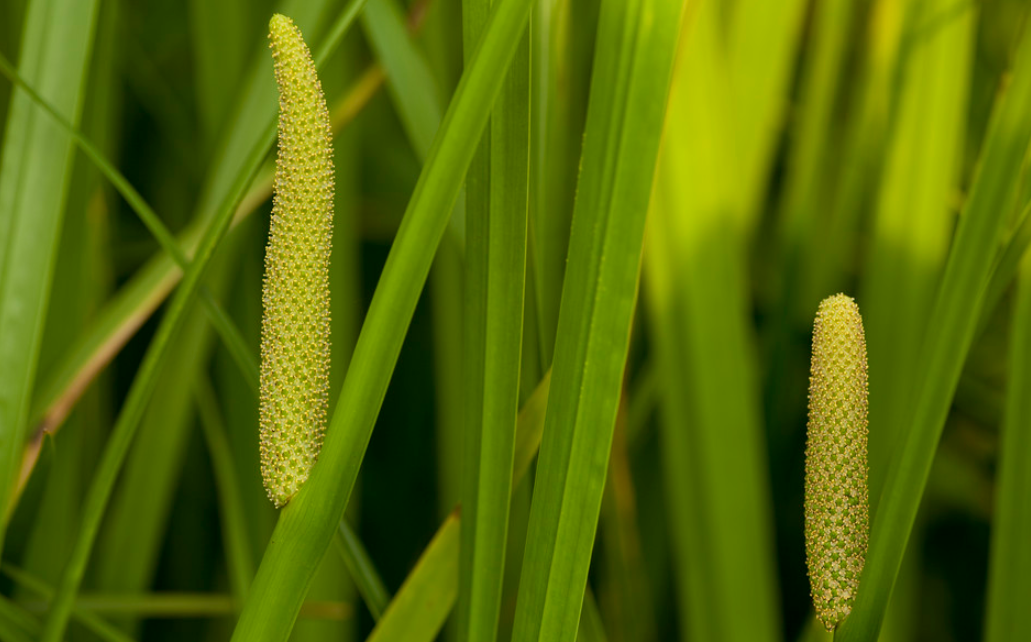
[
  {"xmin": 727, "ymin": 0, "xmax": 808, "ymax": 221},
  {"xmin": 774, "ymin": 0, "xmax": 860, "ymax": 305},
  {"xmin": 860, "ymin": 0, "xmax": 974, "ymax": 508},
  {"xmin": 14, "ymin": 0, "xmax": 116, "ymax": 599},
  {"xmin": 837, "ymin": 12, "xmax": 1031, "ymax": 641},
  {"xmin": 642, "ymin": 3, "xmax": 781, "ymax": 641},
  {"xmin": 803, "ymin": 0, "xmax": 906, "ymax": 311},
  {"xmin": 509, "ymin": 0, "xmax": 684, "ymax": 639}
]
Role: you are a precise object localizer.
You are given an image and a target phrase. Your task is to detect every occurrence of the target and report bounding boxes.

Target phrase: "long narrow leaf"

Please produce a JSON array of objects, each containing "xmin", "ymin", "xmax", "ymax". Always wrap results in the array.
[
  {"xmin": 2, "ymin": 566, "xmax": 135, "ymax": 642},
  {"xmin": 25, "ymin": 0, "xmax": 366, "ymax": 441},
  {"xmin": 367, "ymin": 511, "xmax": 461, "ymax": 642},
  {"xmin": 643, "ymin": 3, "xmax": 781, "ymax": 640},
  {"xmin": 298, "ymin": 372, "xmax": 549, "ymax": 642},
  {"xmin": 727, "ymin": 0, "xmax": 809, "ymax": 221},
  {"xmin": 979, "ymin": 200, "xmax": 1031, "ymax": 336},
  {"xmin": 229, "ymin": 0, "xmax": 540, "ymax": 637},
  {"xmin": 0, "ymin": 47, "xmax": 261, "ymax": 394},
  {"xmin": 334, "ymin": 519, "xmax": 391, "ymax": 620},
  {"xmin": 983, "ymin": 253, "xmax": 1031, "ymax": 641},
  {"xmin": 363, "ymin": 0, "xmax": 444, "ymax": 159},
  {"xmin": 359, "ymin": 0, "xmax": 467, "ymax": 522},
  {"xmin": 195, "ymin": 377, "xmax": 256, "ymax": 602},
  {"xmin": 89, "ymin": 266, "xmax": 224, "ymax": 617},
  {"xmin": 528, "ymin": 0, "xmax": 596, "ymax": 368},
  {"xmin": 860, "ymin": 0, "xmax": 974, "ymax": 507},
  {"xmin": 359, "ymin": 371, "xmax": 594, "ymax": 642},
  {"xmin": 510, "ymin": 0, "xmax": 684, "ymax": 638},
  {"xmin": 37, "ymin": 116, "xmax": 273, "ymax": 641},
  {"xmin": 837, "ymin": 14, "xmax": 1031, "ymax": 641},
  {"xmin": 458, "ymin": 0, "xmax": 530, "ymax": 640},
  {"xmin": 0, "ymin": 0, "xmax": 100, "ymax": 557},
  {"xmin": 0, "ymin": 596, "xmax": 37, "ymax": 642}
]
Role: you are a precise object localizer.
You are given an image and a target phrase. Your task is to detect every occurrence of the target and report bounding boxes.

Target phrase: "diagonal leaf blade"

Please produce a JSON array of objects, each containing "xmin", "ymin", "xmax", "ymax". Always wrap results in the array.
[
  {"xmin": 838, "ymin": 13, "xmax": 1031, "ymax": 641},
  {"xmin": 229, "ymin": 0, "xmax": 541, "ymax": 638}
]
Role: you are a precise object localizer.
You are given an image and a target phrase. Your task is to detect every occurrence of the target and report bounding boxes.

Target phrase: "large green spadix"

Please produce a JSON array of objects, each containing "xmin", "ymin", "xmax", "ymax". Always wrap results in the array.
[
  {"xmin": 259, "ymin": 14, "xmax": 334, "ymax": 508},
  {"xmin": 805, "ymin": 293, "xmax": 870, "ymax": 630}
]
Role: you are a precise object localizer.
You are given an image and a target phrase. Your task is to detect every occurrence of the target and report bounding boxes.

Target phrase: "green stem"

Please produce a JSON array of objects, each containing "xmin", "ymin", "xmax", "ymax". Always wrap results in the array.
[
  {"xmin": 194, "ymin": 377, "xmax": 256, "ymax": 602},
  {"xmin": 0, "ymin": 50, "xmax": 259, "ymax": 393},
  {"xmin": 333, "ymin": 519, "xmax": 391, "ymax": 620},
  {"xmin": 1, "ymin": 566, "xmax": 134, "ymax": 642}
]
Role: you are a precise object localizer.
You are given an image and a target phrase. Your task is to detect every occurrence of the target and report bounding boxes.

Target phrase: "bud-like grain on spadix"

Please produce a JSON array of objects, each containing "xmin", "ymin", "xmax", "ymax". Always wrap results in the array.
[
  {"xmin": 805, "ymin": 293, "xmax": 869, "ymax": 630},
  {"xmin": 259, "ymin": 13, "xmax": 334, "ymax": 508}
]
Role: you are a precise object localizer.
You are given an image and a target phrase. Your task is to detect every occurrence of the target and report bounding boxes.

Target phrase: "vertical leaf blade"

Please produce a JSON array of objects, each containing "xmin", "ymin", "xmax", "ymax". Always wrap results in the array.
[
  {"xmin": 0, "ymin": 0, "xmax": 100, "ymax": 556},
  {"xmin": 984, "ymin": 251, "xmax": 1031, "ymax": 642},
  {"xmin": 727, "ymin": 0, "xmax": 809, "ymax": 220},
  {"xmin": 838, "ymin": 11, "xmax": 1031, "ymax": 641},
  {"xmin": 510, "ymin": 0, "xmax": 684, "ymax": 639},
  {"xmin": 861, "ymin": 0, "xmax": 975, "ymax": 507},
  {"xmin": 643, "ymin": 3, "xmax": 781, "ymax": 640},
  {"xmin": 458, "ymin": 0, "xmax": 530, "ymax": 641}
]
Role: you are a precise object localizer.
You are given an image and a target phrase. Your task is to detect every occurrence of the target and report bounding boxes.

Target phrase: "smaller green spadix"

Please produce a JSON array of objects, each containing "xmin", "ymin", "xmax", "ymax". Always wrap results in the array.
[
  {"xmin": 805, "ymin": 293, "xmax": 869, "ymax": 630},
  {"xmin": 259, "ymin": 13, "xmax": 334, "ymax": 508}
]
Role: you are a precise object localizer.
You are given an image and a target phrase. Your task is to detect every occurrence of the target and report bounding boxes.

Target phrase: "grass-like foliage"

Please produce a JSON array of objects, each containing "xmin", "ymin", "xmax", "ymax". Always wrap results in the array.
[{"xmin": 0, "ymin": 0, "xmax": 1029, "ymax": 641}]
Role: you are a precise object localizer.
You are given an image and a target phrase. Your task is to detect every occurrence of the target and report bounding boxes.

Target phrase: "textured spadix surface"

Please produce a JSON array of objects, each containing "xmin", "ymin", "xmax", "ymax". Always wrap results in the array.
[
  {"xmin": 259, "ymin": 13, "xmax": 334, "ymax": 508},
  {"xmin": 805, "ymin": 293, "xmax": 869, "ymax": 630}
]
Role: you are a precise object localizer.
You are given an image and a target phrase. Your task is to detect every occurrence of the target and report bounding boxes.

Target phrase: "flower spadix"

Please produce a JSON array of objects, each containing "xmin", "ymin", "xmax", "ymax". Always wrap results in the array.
[
  {"xmin": 259, "ymin": 13, "xmax": 334, "ymax": 508},
  {"xmin": 805, "ymin": 293, "xmax": 869, "ymax": 630}
]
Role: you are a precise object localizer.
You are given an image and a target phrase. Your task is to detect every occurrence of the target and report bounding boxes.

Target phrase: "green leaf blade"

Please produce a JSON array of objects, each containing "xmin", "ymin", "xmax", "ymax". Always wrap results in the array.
[
  {"xmin": 509, "ymin": 0, "xmax": 684, "ymax": 639},
  {"xmin": 458, "ymin": 0, "xmax": 530, "ymax": 641},
  {"xmin": 643, "ymin": 3, "xmax": 781, "ymax": 640},
  {"xmin": 984, "ymin": 251, "xmax": 1031, "ymax": 642},
  {"xmin": 0, "ymin": 0, "xmax": 100, "ymax": 557},
  {"xmin": 838, "ymin": 12, "xmax": 1031, "ymax": 641},
  {"xmin": 860, "ymin": 0, "xmax": 975, "ymax": 508},
  {"xmin": 229, "ymin": 0, "xmax": 538, "ymax": 638},
  {"xmin": 367, "ymin": 511, "xmax": 461, "ymax": 642}
]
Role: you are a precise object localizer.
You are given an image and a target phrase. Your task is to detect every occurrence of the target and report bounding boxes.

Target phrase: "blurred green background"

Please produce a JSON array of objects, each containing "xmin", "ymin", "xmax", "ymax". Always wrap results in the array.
[{"xmin": 1, "ymin": 0, "xmax": 1029, "ymax": 640}]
